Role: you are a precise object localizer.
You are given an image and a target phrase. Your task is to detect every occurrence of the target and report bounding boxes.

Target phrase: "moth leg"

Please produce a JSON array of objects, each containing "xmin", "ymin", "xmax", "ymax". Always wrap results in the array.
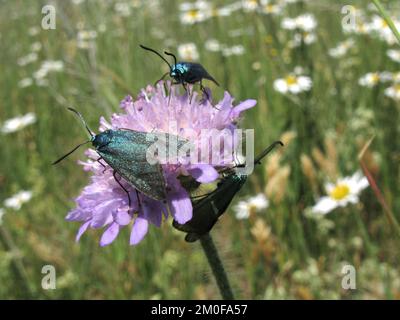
[
  {"xmin": 135, "ymin": 190, "xmax": 142, "ymax": 210},
  {"xmin": 96, "ymin": 157, "xmax": 107, "ymax": 174},
  {"xmin": 113, "ymin": 171, "xmax": 131, "ymax": 209},
  {"xmin": 154, "ymin": 72, "xmax": 169, "ymax": 86},
  {"xmin": 200, "ymin": 80, "xmax": 210, "ymax": 101},
  {"xmin": 181, "ymin": 81, "xmax": 188, "ymax": 95}
]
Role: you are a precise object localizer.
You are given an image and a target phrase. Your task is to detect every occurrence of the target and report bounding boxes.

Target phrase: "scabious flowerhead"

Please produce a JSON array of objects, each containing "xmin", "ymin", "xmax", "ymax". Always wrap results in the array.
[{"xmin": 67, "ymin": 83, "xmax": 256, "ymax": 246}]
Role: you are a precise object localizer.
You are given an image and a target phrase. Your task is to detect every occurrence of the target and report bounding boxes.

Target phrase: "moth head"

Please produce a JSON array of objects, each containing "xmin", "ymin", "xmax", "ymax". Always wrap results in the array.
[{"xmin": 92, "ymin": 130, "xmax": 112, "ymax": 149}]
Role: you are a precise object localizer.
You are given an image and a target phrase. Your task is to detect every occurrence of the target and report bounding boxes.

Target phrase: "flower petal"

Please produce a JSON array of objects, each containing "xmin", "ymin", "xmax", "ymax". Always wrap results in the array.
[
  {"xmin": 141, "ymin": 196, "xmax": 165, "ymax": 227},
  {"xmin": 76, "ymin": 220, "xmax": 91, "ymax": 242},
  {"xmin": 166, "ymin": 175, "xmax": 192, "ymax": 224},
  {"xmin": 130, "ymin": 217, "xmax": 149, "ymax": 245},
  {"xmin": 230, "ymin": 99, "xmax": 256, "ymax": 119},
  {"xmin": 100, "ymin": 222, "xmax": 120, "ymax": 246},
  {"xmin": 113, "ymin": 209, "xmax": 132, "ymax": 226},
  {"xmin": 312, "ymin": 196, "xmax": 338, "ymax": 214},
  {"xmin": 187, "ymin": 164, "xmax": 219, "ymax": 183}
]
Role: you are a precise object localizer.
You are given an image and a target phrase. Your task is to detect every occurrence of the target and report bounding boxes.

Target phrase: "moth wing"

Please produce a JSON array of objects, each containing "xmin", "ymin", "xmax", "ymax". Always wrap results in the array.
[
  {"xmin": 184, "ymin": 63, "xmax": 219, "ymax": 86},
  {"xmin": 173, "ymin": 175, "xmax": 247, "ymax": 241},
  {"xmin": 98, "ymin": 130, "xmax": 167, "ymax": 200}
]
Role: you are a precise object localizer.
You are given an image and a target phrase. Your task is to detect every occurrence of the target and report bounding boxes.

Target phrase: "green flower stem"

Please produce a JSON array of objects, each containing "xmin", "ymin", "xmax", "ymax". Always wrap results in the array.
[
  {"xmin": 199, "ymin": 233, "xmax": 234, "ymax": 300},
  {"xmin": 372, "ymin": 0, "xmax": 400, "ymax": 44}
]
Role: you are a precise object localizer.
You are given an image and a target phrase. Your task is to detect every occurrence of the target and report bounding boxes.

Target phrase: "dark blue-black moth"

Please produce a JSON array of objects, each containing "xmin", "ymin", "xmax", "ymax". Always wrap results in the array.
[
  {"xmin": 173, "ymin": 141, "xmax": 284, "ymax": 242},
  {"xmin": 52, "ymin": 108, "xmax": 168, "ymax": 205},
  {"xmin": 140, "ymin": 44, "xmax": 219, "ymax": 97}
]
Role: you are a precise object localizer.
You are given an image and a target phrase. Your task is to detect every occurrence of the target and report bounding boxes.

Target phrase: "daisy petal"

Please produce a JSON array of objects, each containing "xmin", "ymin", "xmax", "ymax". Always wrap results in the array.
[{"xmin": 312, "ymin": 196, "xmax": 338, "ymax": 214}]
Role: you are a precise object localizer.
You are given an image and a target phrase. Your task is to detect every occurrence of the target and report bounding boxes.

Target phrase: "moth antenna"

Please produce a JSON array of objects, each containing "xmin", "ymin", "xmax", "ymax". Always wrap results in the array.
[
  {"xmin": 253, "ymin": 141, "xmax": 284, "ymax": 165},
  {"xmin": 67, "ymin": 107, "xmax": 94, "ymax": 138},
  {"xmin": 232, "ymin": 141, "xmax": 284, "ymax": 170},
  {"xmin": 140, "ymin": 44, "xmax": 172, "ymax": 70},
  {"xmin": 164, "ymin": 51, "xmax": 177, "ymax": 66},
  {"xmin": 52, "ymin": 140, "xmax": 91, "ymax": 165}
]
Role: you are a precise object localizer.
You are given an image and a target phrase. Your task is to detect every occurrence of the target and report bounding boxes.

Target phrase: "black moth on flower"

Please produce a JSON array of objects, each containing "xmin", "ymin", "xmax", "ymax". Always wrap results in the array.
[{"xmin": 140, "ymin": 44, "xmax": 219, "ymax": 98}]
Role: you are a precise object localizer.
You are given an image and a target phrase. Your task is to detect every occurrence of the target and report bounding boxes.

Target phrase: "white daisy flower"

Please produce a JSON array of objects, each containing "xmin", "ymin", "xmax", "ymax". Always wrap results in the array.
[
  {"xmin": 18, "ymin": 78, "xmax": 33, "ymax": 88},
  {"xmin": 312, "ymin": 171, "xmax": 369, "ymax": 215},
  {"xmin": 328, "ymin": 39, "xmax": 355, "ymax": 58},
  {"xmin": 281, "ymin": 17, "xmax": 297, "ymax": 30},
  {"xmin": 222, "ymin": 45, "xmax": 245, "ymax": 57},
  {"xmin": 234, "ymin": 193, "xmax": 269, "ymax": 220},
  {"xmin": 282, "ymin": 13, "xmax": 317, "ymax": 32},
  {"xmin": 41, "ymin": 60, "xmax": 64, "ymax": 72},
  {"xmin": 177, "ymin": 43, "xmax": 199, "ymax": 61},
  {"xmin": 30, "ymin": 42, "xmax": 42, "ymax": 52},
  {"xmin": 1, "ymin": 113, "xmax": 36, "ymax": 134},
  {"xmin": 358, "ymin": 72, "xmax": 380, "ymax": 87},
  {"xmin": 205, "ymin": 39, "xmax": 221, "ymax": 52},
  {"xmin": 368, "ymin": 15, "xmax": 400, "ymax": 45},
  {"xmin": 4, "ymin": 191, "xmax": 33, "ymax": 211},
  {"xmin": 296, "ymin": 14, "xmax": 317, "ymax": 31},
  {"xmin": 77, "ymin": 30, "xmax": 97, "ymax": 49},
  {"xmin": 242, "ymin": 0, "xmax": 259, "ymax": 11},
  {"xmin": 387, "ymin": 49, "xmax": 400, "ymax": 63},
  {"xmin": 180, "ymin": 8, "xmax": 211, "ymax": 24},
  {"xmin": 274, "ymin": 73, "xmax": 312, "ymax": 94},
  {"xmin": 194, "ymin": 0, "xmax": 212, "ymax": 10},
  {"xmin": 17, "ymin": 52, "xmax": 38, "ymax": 66},
  {"xmin": 77, "ymin": 30, "xmax": 97, "ymax": 41},
  {"xmin": 260, "ymin": 1, "xmax": 283, "ymax": 15},
  {"xmin": 385, "ymin": 84, "xmax": 400, "ymax": 101},
  {"xmin": 28, "ymin": 26, "xmax": 40, "ymax": 36},
  {"xmin": 33, "ymin": 60, "xmax": 64, "ymax": 82},
  {"xmin": 290, "ymin": 31, "xmax": 316, "ymax": 47}
]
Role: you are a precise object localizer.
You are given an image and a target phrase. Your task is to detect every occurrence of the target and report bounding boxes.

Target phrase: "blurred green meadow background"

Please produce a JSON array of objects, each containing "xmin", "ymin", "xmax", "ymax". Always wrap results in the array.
[{"xmin": 0, "ymin": 0, "xmax": 400, "ymax": 299}]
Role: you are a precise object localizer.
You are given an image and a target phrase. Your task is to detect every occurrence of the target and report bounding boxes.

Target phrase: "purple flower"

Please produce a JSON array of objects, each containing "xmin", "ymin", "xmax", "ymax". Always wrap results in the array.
[{"xmin": 67, "ymin": 83, "xmax": 256, "ymax": 246}]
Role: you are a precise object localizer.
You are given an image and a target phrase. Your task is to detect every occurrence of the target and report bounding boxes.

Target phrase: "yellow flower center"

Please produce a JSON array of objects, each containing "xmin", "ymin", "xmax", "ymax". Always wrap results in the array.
[
  {"xmin": 395, "ymin": 84, "xmax": 400, "ymax": 92},
  {"xmin": 330, "ymin": 184, "xmax": 350, "ymax": 200},
  {"xmin": 371, "ymin": 73, "xmax": 380, "ymax": 83},
  {"xmin": 265, "ymin": 4, "xmax": 274, "ymax": 12},
  {"xmin": 285, "ymin": 75, "xmax": 298, "ymax": 85},
  {"xmin": 188, "ymin": 10, "xmax": 199, "ymax": 19}
]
